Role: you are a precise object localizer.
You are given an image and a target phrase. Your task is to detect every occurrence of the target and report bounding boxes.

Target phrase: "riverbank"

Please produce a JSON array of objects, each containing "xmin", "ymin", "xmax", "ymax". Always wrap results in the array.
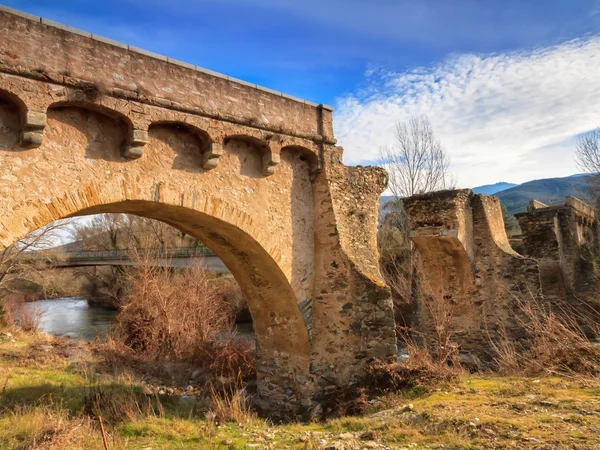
[{"xmin": 1, "ymin": 332, "xmax": 600, "ymax": 449}]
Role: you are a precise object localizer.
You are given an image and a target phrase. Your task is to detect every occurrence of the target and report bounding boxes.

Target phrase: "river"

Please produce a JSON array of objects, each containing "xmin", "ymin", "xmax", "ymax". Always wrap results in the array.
[
  {"xmin": 21, "ymin": 297, "xmax": 118, "ymax": 341},
  {"xmin": 20, "ymin": 297, "xmax": 256, "ymax": 343}
]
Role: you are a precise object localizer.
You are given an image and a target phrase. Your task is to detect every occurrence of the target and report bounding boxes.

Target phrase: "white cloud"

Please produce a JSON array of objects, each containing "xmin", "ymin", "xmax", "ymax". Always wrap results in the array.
[{"xmin": 334, "ymin": 37, "xmax": 600, "ymax": 187}]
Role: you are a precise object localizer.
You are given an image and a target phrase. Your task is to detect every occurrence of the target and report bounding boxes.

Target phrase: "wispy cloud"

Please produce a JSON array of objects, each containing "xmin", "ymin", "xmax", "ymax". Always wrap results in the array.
[{"xmin": 334, "ymin": 37, "xmax": 600, "ymax": 187}]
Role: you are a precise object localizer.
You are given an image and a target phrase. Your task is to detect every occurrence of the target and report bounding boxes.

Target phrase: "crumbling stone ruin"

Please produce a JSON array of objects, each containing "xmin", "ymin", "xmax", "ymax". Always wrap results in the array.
[
  {"xmin": 403, "ymin": 189, "xmax": 542, "ymax": 364},
  {"xmin": 401, "ymin": 190, "xmax": 600, "ymax": 363},
  {"xmin": 516, "ymin": 196, "xmax": 600, "ymax": 325}
]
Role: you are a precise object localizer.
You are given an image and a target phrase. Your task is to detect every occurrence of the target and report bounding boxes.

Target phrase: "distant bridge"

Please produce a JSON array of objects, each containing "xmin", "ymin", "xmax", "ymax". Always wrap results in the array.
[{"xmin": 21, "ymin": 247, "xmax": 229, "ymax": 272}]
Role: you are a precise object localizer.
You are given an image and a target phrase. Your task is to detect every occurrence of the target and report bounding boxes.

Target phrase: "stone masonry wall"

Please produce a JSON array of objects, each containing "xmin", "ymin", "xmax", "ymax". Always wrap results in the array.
[
  {"xmin": 311, "ymin": 148, "xmax": 397, "ymax": 396},
  {"xmin": 0, "ymin": 6, "xmax": 334, "ymax": 144}
]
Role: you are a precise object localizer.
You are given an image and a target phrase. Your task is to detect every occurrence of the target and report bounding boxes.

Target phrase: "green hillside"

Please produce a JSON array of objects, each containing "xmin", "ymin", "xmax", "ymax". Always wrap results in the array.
[{"xmin": 496, "ymin": 175, "xmax": 593, "ymax": 215}]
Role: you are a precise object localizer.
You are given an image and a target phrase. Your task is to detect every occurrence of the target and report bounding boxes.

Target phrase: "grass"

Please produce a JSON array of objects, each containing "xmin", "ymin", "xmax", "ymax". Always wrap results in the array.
[{"xmin": 1, "ymin": 333, "xmax": 600, "ymax": 449}]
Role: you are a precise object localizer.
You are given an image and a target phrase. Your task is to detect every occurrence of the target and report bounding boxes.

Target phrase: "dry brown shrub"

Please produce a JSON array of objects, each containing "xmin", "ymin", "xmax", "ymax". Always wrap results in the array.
[
  {"xmin": 201, "ymin": 339, "xmax": 256, "ymax": 380},
  {"xmin": 17, "ymin": 303, "xmax": 43, "ymax": 333},
  {"xmin": 1, "ymin": 298, "xmax": 43, "ymax": 332},
  {"xmin": 519, "ymin": 298, "xmax": 600, "ymax": 377},
  {"xmin": 317, "ymin": 357, "xmax": 458, "ymax": 419},
  {"xmin": 117, "ymin": 263, "xmax": 234, "ymax": 357},
  {"xmin": 215, "ymin": 279, "xmax": 247, "ymax": 317},
  {"xmin": 493, "ymin": 295, "xmax": 600, "ymax": 377},
  {"xmin": 489, "ymin": 325, "xmax": 521, "ymax": 376},
  {"xmin": 112, "ymin": 261, "xmax": 255, "ymax": 380},
  {"xmin": 394, "ymin": 289, "xmax": 464, "ymax": 378}
]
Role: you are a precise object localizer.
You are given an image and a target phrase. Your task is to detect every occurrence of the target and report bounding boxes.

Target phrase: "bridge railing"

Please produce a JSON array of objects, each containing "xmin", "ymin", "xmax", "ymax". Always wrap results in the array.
[{"xmin": 19, "ymin": 246, "xmax": 216, "ymax": 262}]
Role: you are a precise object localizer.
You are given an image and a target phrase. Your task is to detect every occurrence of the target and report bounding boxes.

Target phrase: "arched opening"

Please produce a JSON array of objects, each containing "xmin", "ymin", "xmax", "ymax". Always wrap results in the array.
[
  {"xmin": 224, "ymin": 135, "xmax": 273, "ymax": 177},
  {"xmin": 71, "ymin": 200, "xmax": 309, "ymax": 356},
  {"xmin": 148, "ymin": 122, "xmax": 210, "ymax": 173},
  {"xmin": 281, "ymin": 144, "xmax": 320, "ymax": 177},
  {"xmin": 1, "ymin": 190, "xmax": 312, "ymax": 399},
  {"xmin": 46, "ymin": 102, "xmax": 131, "ymax": 161},
  {"xmin": 5, "ymin": 211, "xmax": 252, "ymax": 348},
  {"xmin": 0, "ymin": 89, "xmax": 26, "ymax": 151}
]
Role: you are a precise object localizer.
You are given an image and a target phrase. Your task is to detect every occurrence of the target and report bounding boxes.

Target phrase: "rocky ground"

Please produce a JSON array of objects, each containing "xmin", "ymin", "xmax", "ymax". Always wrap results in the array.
[{"xmin": 1, "ymin": 331, "xmax": 600, "ymax": 449}]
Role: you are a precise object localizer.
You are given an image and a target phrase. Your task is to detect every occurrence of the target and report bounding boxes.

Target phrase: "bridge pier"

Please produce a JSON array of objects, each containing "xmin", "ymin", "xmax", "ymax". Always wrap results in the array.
[{"xmin": 310, "ymin": 146, "xmax": 397, "ymax": 398}]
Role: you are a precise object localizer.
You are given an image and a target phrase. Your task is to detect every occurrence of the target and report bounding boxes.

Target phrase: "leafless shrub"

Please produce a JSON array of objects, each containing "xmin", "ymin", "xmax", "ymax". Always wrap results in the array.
[
  {"xmin": 397, "ymin": 323, "xmax": 462, "ymax": 377},
  {"xmin": 111, "ymin": 257, "xmax": 255, "ymax": 380},
  {"xmin": 492, "ymin": 295, "xmax": 600, "ymax": 377},
  {"xmin": 366, "ymin": 358, "xmax": 457, "ymax": 393},
  {"xmin": 201, "ymin": 339, "xmax": 256, "ymax": 380},
  {"xmin": 489, "ymin": 325, "xmax": 521, "ymax": 376},
  {"xmin": 14, "ymin": 303, "xmax": 44, "ymax": 333},
  {"xmin": 116, "ymin": 263, "xmax": 231, "ymax": 356},
  {"xmin": 318, "ymin": 356, "xmax": 459, "ymax": 419},
  {"xmin": 215, "ymin": 278, "xmax": 248, "ymax": 319},
  {"xmin": 397, "ymin": 271, "xmax": 462, "ymax": 371},
  {"xmin": 0, "ymin": 220, "xmax": 71, "ymax": 328},
  {"xmin": 519, "ymin": 299, "xmax": 600, "ymax": 377}
]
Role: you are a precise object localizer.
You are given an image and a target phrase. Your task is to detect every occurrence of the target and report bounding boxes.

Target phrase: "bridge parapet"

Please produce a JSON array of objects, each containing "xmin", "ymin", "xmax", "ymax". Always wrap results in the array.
[{"xmin": 0, "ymin": 5, "xmax": 334, "ymax": 165}]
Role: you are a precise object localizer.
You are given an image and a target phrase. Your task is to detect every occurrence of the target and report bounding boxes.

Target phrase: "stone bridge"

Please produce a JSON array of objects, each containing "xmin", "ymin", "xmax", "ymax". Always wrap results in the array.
[{"xmin": 0, "ymin": 6, "xmax": 396, "ymax": 412}]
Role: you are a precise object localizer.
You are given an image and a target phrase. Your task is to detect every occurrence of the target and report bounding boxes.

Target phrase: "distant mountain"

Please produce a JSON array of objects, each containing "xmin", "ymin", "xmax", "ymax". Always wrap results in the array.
[
  {"xmin": 379, "ymin": 175, "xmax": 595, "ymax": 216},
  {"xmin": 472, "ymin": 182, "xmax": 517, "ymax": 195},
  {"xmin": 496, "ymin": 175, "xmax": 593, "ymax": 215}
]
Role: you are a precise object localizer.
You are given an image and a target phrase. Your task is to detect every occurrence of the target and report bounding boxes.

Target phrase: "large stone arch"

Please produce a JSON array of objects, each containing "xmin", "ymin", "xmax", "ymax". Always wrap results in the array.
[
  {"xmin": 0, "ymin": 101, "xmax": 317, "ymax": 405},
  {"xmin": 0, "ymin": 178, "xmax": 312, "ymax": 403}
]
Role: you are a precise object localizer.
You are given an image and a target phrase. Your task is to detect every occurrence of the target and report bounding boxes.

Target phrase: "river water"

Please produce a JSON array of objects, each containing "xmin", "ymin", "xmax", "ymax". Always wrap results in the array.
[
  {"xmin": 21, "ymin": 297, "xmax": 118, "ymax": 341},
  {"xmin": 21, "ymin": 297, "xmax": 256, "ymax": 343}
]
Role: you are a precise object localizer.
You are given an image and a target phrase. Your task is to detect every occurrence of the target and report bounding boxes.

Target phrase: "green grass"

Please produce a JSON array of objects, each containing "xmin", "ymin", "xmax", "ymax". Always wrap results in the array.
[{"xmin": 1, "ymin": 333, "xmax": 600, "ymax": 449}]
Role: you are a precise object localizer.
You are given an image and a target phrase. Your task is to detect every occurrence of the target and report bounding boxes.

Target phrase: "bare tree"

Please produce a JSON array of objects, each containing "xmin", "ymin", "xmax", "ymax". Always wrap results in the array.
[
  {"xmin": 70, "ymin": 214, "xmax": 198, "ymax": 251},
  {"xmin": 0, "ymin": 220, "xmax": 71, "ymax": 324},
  {"xmin": 575, "ymin": 128, "xmax": 600, "ymax": 175},
  {"xmin": 0, "ymin": 220, "xmax": 70, "ymax": 291},
  {"xmin": 68, "ymin": 214, "xmax": 203, "ymax": 308},
  {"xmin": 379, "ymin": 115, "xmax": 453, "ymax": 199},
  {"xmin": 377, "ymin": 116, "xmax": 453, "ymax": 329}
]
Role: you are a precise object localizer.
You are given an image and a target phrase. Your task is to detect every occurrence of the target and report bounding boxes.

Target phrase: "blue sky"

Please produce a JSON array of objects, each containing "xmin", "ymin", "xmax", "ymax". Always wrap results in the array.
[{"xmin": 4, "ymin": 0, "xmax": 600, "ymax": 187}]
